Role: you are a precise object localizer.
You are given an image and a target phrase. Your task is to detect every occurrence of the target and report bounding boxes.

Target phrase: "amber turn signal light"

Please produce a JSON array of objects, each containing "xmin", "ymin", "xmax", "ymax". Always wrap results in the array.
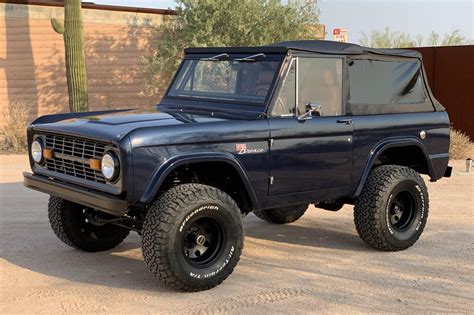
[
  {"xmin": 43, "ymin": 148, "xmax": 54, "ymax": 160},
  {"xmin": 89, "ymin": 158, "xmax": 101, "ymax": 171}
]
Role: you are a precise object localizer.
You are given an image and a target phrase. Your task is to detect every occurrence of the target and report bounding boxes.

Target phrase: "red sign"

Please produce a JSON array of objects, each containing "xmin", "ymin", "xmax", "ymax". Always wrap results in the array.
[{"xmin": 333, "ymin": 28, "xmax": 348, "ymax": 43}]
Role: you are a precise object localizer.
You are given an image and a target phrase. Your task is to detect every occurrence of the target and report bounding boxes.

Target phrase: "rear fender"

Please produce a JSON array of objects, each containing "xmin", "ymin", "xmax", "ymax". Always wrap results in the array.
[{"xmin": 354, "ymin": 137, "xmax": 435, "ymax": 197}]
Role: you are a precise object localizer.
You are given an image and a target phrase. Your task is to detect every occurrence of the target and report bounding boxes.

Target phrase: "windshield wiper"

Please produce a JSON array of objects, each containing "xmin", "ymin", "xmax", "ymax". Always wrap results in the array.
[
  {"xmin": 234, "ymin": 53, "xmax": 266, "ymax": 62},
  {"xmin": 201, "ymin": 53, "xmax": 229, "ymax": 61}
]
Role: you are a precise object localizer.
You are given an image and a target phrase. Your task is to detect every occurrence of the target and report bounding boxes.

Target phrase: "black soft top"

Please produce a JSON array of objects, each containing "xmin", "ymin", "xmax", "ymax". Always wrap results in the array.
[{"xmin": 185, "ymin": 40, "xmax": 420, "ymax": 59}]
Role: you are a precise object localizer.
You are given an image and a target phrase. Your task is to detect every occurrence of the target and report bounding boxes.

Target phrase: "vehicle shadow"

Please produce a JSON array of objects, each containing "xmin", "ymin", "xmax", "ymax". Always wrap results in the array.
[
  {"xmin": 1, "ymin": 182, "xmax": 170, "ymax": 293},
  {"xmin": 1, "ymin": 182, "xmax": 369, "ymax": 293},
  {"xmin": 243, "ymin": 210, "xmax": 371, "ymax": 252}
]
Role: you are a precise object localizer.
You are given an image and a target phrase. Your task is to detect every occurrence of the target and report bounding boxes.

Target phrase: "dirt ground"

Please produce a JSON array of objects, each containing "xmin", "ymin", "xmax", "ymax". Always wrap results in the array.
[{"xmin": 1, "ymin": 155, "xmax": 472, "ymax": 314}]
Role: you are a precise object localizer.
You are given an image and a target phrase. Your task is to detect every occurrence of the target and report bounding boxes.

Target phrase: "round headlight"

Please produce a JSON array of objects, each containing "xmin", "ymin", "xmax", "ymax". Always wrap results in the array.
[
  {"xmin": 101, "ymin": 152, "xmax": 119, "ymax": 181},
  {"xmin": 31, "ymin": 139, "xmax": 44, "ymax": 164}
]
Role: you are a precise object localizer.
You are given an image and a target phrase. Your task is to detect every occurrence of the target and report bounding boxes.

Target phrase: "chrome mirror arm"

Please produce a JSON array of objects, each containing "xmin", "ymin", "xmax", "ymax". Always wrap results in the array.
[{"xmin": 297, "ymin": 103, "xmax": 322, "ymax": 121}]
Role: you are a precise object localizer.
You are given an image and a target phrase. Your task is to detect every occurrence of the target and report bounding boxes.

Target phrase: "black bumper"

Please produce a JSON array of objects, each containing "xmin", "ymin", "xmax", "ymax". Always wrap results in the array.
[{"xmin": 23, "ymin": 172, "xmax": 128, "ymax": 216}]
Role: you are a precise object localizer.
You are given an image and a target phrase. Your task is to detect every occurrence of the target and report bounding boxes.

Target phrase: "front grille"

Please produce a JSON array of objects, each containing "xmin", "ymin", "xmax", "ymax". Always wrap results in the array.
[{"xmin": 43, "ymin": 134, "xmax": 113, "ymax": 184}]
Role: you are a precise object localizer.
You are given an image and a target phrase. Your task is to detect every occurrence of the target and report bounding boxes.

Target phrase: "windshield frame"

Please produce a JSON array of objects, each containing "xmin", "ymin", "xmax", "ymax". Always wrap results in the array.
[{"xmin": 164, "ymin": 53, "xmax": 285, "ymax": 107}]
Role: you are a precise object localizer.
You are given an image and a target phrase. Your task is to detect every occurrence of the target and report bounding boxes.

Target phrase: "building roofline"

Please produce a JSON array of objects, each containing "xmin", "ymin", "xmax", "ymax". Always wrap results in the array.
[{"xmin": 0, "ymin": 0, "xmax": 177, "ymax": 15}]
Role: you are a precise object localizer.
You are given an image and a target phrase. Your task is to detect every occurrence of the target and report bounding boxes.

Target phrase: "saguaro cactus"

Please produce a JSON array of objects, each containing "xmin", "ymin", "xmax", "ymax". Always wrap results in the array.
[{"xmin": 51, "ymin": 0, "xmax": 88, "ymax": 112}]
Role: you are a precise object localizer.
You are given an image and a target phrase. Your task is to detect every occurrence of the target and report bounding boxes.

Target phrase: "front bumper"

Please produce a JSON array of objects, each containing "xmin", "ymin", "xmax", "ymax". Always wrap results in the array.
[{"xmin": 23, "ymin": 172, "xmax": 128, "ymax": 216}]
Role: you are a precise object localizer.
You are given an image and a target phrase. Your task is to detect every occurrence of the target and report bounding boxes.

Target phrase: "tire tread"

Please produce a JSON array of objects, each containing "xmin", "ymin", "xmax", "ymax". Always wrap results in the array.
[
  {"xmin": 354, "ymin": 165, "xmax": 429, "ymax": 251},
  {"xmin": 141, "ymin": 184, "xmax": 243, "ymax": 292}
]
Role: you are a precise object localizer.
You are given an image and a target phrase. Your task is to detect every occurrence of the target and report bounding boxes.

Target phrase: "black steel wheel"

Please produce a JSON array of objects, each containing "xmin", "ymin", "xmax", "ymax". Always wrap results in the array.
[
  {"xmin": 354, "ymin": 165, "xmax": 429, "ymax": 251},
  {"xmin": 48, "ymin": 196, "xmax": 129, "ymax": 252},
  {"xmin": 389, "ymin": 191, "xmax": 417, "ymax": 231},
  {"xmin": 183, "ymin": 217, "xmax": 225, "ymax": 268},
  {"xmin": 142, "ymin": 184, "xmax": 243, "ymax": 292}
]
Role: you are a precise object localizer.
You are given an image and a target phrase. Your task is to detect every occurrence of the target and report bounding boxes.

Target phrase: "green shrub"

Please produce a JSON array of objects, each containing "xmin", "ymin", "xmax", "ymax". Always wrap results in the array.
[{"xmin": 0, "ymin": 100, "xmax": 31, "ymax": 153}]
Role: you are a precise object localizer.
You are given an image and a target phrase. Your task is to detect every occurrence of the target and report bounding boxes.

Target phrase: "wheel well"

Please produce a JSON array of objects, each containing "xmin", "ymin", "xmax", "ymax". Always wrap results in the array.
[
  {"xmin": 159, "ymin": 162, "xmax": 253, "ymax": 213},
  {"xmin": 374, "ymin": 145, "xmax": 430, "ymax": 175}
]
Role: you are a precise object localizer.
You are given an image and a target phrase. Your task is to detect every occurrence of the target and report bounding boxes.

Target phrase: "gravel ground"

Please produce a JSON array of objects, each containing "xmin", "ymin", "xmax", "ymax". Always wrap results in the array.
[{"xmin": 1, "ymin": 155, "xmax": 473, "ymax": 314}]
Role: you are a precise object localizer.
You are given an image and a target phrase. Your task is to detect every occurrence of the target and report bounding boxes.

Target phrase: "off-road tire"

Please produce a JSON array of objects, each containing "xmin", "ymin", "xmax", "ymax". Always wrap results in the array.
[
  {"xmin": 48, "ymin": 196, "xmax": 129, "ymax": 252},
  {"xmin": 253, "ymin": 204, "xmax": 309, "ymax": 224},
  {"xmin": 141, "ymin": 184, "xmax": 243, "ymax": 292},
  {"xmin": 354, "ymin": 165, "xmax": 429, "ymax": 251}
]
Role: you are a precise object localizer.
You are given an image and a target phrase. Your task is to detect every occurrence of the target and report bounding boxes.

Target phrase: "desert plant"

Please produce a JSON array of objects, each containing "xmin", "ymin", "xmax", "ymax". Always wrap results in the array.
[
  {"xmin": 0, "ymin": 100, "xmax": 31, "ymax": 153},
  {"xmin": 360, "ymin": 27, "xmax": 469, "ymax": 48},
  {"xmin": 450, "ymin": 128, "xmax": 472, "ymax": 160},
  {"xmin": 143, "ymin": 0, "xmax": 321, "ymax": 96},
  {"xmin": 51, "ymin": 0, "xmax": 88, "ymax": 112}
]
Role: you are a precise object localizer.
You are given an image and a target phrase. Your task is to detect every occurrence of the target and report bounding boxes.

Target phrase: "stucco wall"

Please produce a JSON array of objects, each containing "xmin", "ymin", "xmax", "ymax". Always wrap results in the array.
[{"xmin": 0, "ymin": 3, "xmax": 170, "ymax": 127}]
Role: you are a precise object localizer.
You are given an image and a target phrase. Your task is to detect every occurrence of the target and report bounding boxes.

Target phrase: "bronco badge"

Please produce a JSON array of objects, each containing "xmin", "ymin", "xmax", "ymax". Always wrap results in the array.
[{"xmin": 235, "ymin": 143, "xmax": 264, "ymax": 155}]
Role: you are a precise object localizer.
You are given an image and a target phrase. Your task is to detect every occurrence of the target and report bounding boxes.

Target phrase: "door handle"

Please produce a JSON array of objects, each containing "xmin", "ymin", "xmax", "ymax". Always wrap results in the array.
[{"xmin": 337, "ymin": 119, "xmax": 353, "ymax": 125}]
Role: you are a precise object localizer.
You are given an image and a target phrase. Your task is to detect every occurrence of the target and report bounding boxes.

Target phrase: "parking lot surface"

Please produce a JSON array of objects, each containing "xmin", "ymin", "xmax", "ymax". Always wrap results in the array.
[{"xmin": 1, "ymin": 155, "xmax": 472, "ymax": 313}]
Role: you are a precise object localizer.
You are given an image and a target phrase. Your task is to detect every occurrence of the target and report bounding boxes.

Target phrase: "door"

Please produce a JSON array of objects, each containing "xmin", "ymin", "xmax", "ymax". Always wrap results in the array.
[{"xmin": 268, "ymin": 56, "xmax": 353, "ymax": 199}]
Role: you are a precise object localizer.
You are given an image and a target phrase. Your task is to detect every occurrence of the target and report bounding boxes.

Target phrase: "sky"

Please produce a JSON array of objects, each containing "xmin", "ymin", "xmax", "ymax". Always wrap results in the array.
[{"xmin": 94, "ymin": 0, "xmax": 473, "ymax": 44}]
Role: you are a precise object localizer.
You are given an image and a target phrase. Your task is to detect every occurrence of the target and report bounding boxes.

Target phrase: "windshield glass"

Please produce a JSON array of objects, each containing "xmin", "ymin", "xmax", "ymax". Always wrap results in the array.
[{"xmin": 167, "ymin": 58, "xmax": 281, "ymax": 104}]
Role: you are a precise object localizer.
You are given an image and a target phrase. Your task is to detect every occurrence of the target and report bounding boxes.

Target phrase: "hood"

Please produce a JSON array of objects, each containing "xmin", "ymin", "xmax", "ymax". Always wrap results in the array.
[{"xmin": 30, "ymin": 108, "xmax": 227, "ymax": 143}]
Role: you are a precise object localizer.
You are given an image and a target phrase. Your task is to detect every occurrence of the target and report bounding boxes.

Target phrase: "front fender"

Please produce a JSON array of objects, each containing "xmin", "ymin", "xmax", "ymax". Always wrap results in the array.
[
  {"xmin": 354, "ymin": 137, "xmax": 437, "ymax": 197},
  {"xmin": 139, "ymin": 151, "xmax": 260, "ymax": 209}
]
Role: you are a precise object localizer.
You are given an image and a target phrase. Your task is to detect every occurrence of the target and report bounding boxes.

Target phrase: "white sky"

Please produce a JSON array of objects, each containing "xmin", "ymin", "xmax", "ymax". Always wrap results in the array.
[{"xmin": 93, "ymin": 0, "xmax": 474, "ymax": 44}]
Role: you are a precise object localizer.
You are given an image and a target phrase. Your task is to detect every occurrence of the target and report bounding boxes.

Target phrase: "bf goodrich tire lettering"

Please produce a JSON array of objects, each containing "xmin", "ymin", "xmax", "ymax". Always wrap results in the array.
[
  {"xmin": 141, "ymin": 184, "xmax": 244, "ymax": 292},
  {"xmin": 354, "ymin": 165, "xmax": 429, "ymax": 251}
]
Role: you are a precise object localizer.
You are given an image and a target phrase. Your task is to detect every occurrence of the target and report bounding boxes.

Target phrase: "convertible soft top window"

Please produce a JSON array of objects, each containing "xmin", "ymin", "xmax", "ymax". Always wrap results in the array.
[
  {"xmin": 168, "ymin": 59, "xmax": 280, "ymax": 104},
  {"xmin": 348, "ymin": 59, "xmax": 433, "ymax": 114}
]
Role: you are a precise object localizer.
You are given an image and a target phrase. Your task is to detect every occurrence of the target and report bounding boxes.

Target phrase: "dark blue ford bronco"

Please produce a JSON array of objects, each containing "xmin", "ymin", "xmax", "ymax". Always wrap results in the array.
[{"xmin": 24, "ymin": 40, "xmax": 452, "ymax": 291}]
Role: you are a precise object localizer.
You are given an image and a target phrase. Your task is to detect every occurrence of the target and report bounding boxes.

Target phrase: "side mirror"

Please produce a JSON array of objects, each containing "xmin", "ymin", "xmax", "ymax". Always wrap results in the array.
[{"xmin": 297, "ymin": 103, "xmax": 322, "ymax": 121}]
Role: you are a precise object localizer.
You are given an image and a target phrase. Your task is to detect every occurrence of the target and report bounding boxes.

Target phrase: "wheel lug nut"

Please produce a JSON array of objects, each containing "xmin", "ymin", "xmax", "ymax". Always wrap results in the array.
[{"xmin": 196, "ymin": 235, "xmax": 206, "ymax": 246}]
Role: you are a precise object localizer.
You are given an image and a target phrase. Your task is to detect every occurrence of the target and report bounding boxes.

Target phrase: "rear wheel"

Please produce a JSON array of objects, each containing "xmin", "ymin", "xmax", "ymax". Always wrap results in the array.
[
  {"xmin": 141, "ymin": 184, "xmax": 243, "ymax": 292},
  {"xmin": 354, "ymin": 165, "xmax": 429, "ymax": 251},
  {"xmin": 253, "ymin": 204, "xmax": 309, "ymax": 224},
  {"xmin": 48, "ymin": 196, "xmax": 129, "ymax": 252}
]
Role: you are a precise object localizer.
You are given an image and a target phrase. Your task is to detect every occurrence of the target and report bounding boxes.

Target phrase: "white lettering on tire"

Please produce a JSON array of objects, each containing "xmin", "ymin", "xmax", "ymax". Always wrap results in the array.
[
  {"xmin": 386, "ymin": 193, "xmax": 394, "ymax": 235},
  {"xmin": 179, "ymin": 205, "xmax": 219, "ymax": 232},
  {"xmin": 189, "ymin": 246, "xmax": 235, "ymax": 279},
  {"xmin": 415, "ymin": 184, "xmax": 425, "ymax": 230}
]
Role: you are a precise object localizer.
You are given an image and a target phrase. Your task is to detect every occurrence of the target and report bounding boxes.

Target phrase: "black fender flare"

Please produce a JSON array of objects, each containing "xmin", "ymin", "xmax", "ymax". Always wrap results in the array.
[
  {"xmin": 354, "ymin": 137, "xmax": 434, "ymax": 197},
  {"xmin": 139, "ymin": 151, "xmax": 260, "ymax": 209}
]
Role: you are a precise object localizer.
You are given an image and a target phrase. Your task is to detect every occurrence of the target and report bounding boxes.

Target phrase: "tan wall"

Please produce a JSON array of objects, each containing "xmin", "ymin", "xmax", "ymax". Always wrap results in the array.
[{"xmin": 0, "ymin": 3, "xmax": 169, "ymax": 127}]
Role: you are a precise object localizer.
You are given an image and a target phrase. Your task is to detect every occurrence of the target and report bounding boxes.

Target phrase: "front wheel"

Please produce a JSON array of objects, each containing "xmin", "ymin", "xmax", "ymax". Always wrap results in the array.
[
  {"xmin": 141, "ymin": 184, "xmax": 243, "ymax": 292},
  {"xmin": 48, "ymin": 196, "xmax": 129, "ymax": 252},
  {"xmin": 354, "ymin": 165, "xmax": 429, "ymax": 251}
]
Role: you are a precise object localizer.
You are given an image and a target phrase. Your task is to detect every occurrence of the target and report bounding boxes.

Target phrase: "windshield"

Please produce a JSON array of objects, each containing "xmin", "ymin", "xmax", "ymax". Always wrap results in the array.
[{"xmin": 167, "ymin": 58, "xmax": 281, "ymax": 104}]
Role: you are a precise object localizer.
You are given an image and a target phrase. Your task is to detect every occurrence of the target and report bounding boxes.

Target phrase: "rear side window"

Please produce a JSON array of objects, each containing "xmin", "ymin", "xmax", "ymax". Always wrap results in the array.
[{"xmin": 348, "ymin": 59, "xmax": 433, "ymax": 115}]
